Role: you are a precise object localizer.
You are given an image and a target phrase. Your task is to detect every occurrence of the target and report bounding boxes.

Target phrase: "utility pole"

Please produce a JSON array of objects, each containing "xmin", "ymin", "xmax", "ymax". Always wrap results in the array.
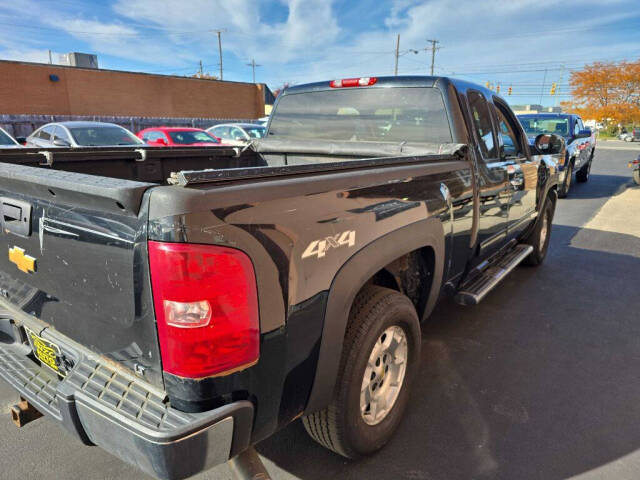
[
  {"xmin": 555, "ymin": 64, "xmax": 565, "ymax": 107},
  {"xmin": 48, "ymin": 50, "xmax": 52, "ymax": 64},
  {"xmin": 427, "ymin": 39, "xmax": 440, "ymax": 76},
  {"xmin": 212, "ymin": 29, "xmax": 226, "ymax": 80},
  {"xmin": 394, "ymin": 34, "xmax": 400, "ymax": 76},
  {"xmin": 246, "ymin": 58, "xmax": 262, "ymax": 83},
  {"xmin": 539, "ymin": 67, "xmax": 548, "ymax": 105},
  {"xmin": 198, "ymin": 60, "xmax": 203, "ymax": 77}
]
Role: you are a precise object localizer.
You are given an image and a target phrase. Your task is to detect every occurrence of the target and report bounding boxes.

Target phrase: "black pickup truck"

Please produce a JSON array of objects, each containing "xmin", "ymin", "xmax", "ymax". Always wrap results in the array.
[{"xmin": 0, "ymin": 76, "xmax": 562, "ymax": 479}]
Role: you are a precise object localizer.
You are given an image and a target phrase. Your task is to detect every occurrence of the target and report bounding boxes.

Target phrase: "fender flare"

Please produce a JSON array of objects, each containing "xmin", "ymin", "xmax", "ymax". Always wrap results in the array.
[{"xmin": 304, "ymin": 216, "xmax": 445, "ymax": 414}]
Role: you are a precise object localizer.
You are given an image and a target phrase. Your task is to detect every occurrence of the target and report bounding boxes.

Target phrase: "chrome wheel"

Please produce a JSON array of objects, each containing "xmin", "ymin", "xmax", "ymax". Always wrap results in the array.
[
  {"xmin": 539, "ymin": 209, "xmax": 549, "ymax": 246},
  {"xmin": 360, "ymin": 325, "xmax": 408, "ymax": 426}
]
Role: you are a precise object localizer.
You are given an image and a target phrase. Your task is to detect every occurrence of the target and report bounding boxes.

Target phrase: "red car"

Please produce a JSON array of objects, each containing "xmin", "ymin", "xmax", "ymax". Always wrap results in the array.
[{"xmin": 137, "ymin": 127, "xmax": 223, "ymax": 147}]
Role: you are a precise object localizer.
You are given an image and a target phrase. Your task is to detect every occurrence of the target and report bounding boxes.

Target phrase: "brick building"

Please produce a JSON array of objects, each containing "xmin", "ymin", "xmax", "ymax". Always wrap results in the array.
[{"xmin": 0, "ymin": 60, "xmax": 265, "ymax": 119}]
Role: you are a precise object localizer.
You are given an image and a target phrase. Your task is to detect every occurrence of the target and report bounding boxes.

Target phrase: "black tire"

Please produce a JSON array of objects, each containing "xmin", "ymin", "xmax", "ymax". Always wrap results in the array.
[
  {"xmin": 576, "ymin": 158, "xmax": 591, "ymax": 183},
  {"xmin": 302, "ymin": 285, "xmax": 421, "ymax": 458},
  {"xmin": 633, "ymin": 169, "xmax": 640, "ymax": 186},
  {"xmin": 558, "ymin": 161, "xmax": 573, "ymax": 198},
  {"xmin": 523, "ymin": 197, "xmax": 555, "ymax": 266}
]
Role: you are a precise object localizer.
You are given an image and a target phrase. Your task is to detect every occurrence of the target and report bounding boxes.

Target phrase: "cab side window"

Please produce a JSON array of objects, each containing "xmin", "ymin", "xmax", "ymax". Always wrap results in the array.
[
  {"xmin": 230, "ymin": 127, "xmax": 247, "ymax": 141},
  {"xmin": 467, "ymin": 91, "xmax": 497, "ymax": 160},
  {"xmin": 212, "ymin": 127, "xmax": 229, "ymax": 138},
  {"xmin": 144, "ymin": 131, "xmax": 163, "ymax": 142},
  {"xmin": 493, "ymin": 101, "xmax": 522, "ymax": 157},
  {"xmin": 53, "ymin": 127, "xmax": 71, "ymax": 143},
  {"xmin": 39, "ymin": 126, "xmax": 53, "ymax": 140}
]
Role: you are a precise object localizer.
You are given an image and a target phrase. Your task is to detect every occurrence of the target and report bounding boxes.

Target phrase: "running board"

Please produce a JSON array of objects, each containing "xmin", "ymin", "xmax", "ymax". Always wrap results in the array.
[{"xmin": 454, "ymin": 244, "xmax": 533, "ymax": 306}]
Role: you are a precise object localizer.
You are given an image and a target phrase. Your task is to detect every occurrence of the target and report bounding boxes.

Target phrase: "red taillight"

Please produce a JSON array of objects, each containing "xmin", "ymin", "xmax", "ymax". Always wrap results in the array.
[
  {"xmin": 330, "ymin": 77, "xmax": 377, "ymax": 88},
  {"xmin": 148, "ymin": 241, "xmax": 259, "ymax": 378}
]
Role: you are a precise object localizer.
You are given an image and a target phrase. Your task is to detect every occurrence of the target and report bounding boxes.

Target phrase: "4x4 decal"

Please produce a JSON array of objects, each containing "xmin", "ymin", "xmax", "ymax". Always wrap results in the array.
[{"xmin": 302, "ymin": 230, "xmax": 356, "ymax": 259}]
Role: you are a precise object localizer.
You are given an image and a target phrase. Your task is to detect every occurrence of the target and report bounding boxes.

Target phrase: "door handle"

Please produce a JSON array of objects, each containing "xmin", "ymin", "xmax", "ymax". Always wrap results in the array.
[
  {"xmin": 505, "ymin": 163, "xmax": 525, "ymax": 191},
  {"xmin": 1, "ymin": 198, "xmax": 32, "ymax": 237},
  {"xmin": 510, "ymin": 177, "xmax": 524, "ymax": 189}
]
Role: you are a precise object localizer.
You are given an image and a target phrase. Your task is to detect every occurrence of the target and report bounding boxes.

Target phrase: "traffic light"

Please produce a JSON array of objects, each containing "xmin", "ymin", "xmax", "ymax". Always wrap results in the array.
[
  {"xmin": 485, "ymin": 81, "xmax": 490, "ymax": 89},
  {"xmin": 550, "ymin": 83, "xmax": 557, "ymax": 95},
  {"xmin": 508, "ymin": 86, "xmax": 512, "ymax": 96},
  {"xmin": 496, "ymin": 84, "xmax": 500, "ymax": 94}
]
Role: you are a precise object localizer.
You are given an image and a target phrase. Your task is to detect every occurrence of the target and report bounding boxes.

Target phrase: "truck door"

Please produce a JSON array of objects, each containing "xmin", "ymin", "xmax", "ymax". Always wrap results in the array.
[
  {"xmin": 491, "ymin": 98, "xmax": 539, "ymax": 238},
  {"xmin": 466, "ymin": 90, "xmax": 511, "ymax": 257}
]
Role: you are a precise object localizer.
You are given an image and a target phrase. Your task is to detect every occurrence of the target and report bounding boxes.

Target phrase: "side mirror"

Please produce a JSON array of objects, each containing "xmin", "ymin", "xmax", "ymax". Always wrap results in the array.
[
  {"xmin": 156, "ymin": 137, "xmax": 167, "ymax": 145},
  {"xmin": 15, "ymin": 136, "xmax": 26, "ymax": 145},
  {"xmin": 52, "ymin": 138, "xmax": 70, "ymax": 147},
  {"xmin": 534, "ymin": 133, "xmax": 565, "ymax": 155},
  {"xmin": 576, "ymin": 128, "xmax": 592, "ymax": 139}
]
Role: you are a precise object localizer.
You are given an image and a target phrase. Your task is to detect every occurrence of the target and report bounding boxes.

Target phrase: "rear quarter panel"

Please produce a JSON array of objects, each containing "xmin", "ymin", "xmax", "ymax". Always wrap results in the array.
[{"xmin": 148, "ymin": 158, "xmax": 474, "ymax": 442}]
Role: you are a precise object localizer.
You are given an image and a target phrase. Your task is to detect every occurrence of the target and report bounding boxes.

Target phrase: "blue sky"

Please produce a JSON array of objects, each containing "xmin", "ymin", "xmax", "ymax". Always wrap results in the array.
[{"xmin": 0, "ymin": 0, "xmax": 638, "ymax": 105}]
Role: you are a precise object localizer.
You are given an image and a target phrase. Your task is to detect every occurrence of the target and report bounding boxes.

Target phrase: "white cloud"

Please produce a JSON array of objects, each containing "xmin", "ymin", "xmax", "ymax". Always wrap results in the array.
[
  {"xmin": 111, "ymin": 0, "xmax": 340, "ymax": 64},
  {"xmin": 0, "ymin": 0, "xmax": 638, "ymax": 97},
  {"xmin": 0, "ymin": 47, "xmax": 57, "ymax": 64}
]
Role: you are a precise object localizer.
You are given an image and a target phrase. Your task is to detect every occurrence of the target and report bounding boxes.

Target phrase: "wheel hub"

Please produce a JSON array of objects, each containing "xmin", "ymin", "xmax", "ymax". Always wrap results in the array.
[{"xmin": 360, "ymin": 326, "xmax": 408, "ymax": 426}]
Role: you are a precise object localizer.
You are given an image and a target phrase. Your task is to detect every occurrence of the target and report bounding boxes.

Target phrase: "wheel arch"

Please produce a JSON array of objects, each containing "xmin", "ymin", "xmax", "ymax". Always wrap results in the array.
[{"xmin": 304, "ymin": 217, "xmax": 445, "ymax": 414}]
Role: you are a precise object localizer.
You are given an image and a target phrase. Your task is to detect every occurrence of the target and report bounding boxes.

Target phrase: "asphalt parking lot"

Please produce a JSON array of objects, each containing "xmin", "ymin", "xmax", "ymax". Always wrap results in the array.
[{"xmin": 1, "ymin": 140, "xmax": 639, "ymax": 480}]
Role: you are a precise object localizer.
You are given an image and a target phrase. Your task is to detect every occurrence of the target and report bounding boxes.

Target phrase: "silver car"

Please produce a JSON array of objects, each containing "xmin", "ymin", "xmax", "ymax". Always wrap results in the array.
[
  {"xmin": 206, "ymin": 123, "xmax": 266, "ymax": 146},
  {"xmin": 0, "ymin": 127, "xmax": 22, "ymax": 148},
  {"xmin": 26, "ymin": 121, "xmax": 143, "ymax": 148}
]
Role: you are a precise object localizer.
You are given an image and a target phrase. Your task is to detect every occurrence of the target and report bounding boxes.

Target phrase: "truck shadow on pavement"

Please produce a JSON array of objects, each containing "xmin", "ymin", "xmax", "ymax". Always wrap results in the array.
[
  {"xmin": 257, "ymin": 224, "xmax": 640, "ymax": 480},
  {"xmin": 563, "ymin": 174, "xmax": 632, "ymax": 200}
]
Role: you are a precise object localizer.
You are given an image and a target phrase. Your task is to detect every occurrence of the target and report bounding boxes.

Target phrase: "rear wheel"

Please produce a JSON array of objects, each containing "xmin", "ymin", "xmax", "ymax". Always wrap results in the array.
[
  {"xmin": 576, "ymin": 157, "xmax": 592, "ymax": 183},
  {"xmin": 523, "ymin": 197, "xmax": 555, "ymax": 266},
  {"xmin": 303, "ymin": 285, "xmax": 421, "ymax": 458}
]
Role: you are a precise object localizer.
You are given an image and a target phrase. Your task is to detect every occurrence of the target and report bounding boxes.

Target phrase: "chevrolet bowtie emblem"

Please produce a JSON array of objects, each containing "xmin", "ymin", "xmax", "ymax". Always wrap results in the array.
[{"xmin": 9, "ymin": 246, "xmax": 36, "ymax": 274}]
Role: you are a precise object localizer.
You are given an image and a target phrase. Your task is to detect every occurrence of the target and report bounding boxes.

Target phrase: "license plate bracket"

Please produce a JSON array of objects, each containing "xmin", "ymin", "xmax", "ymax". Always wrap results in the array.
[{"xmin": 24, "ymin": 327, "xmax": 66, "ymax": 376}]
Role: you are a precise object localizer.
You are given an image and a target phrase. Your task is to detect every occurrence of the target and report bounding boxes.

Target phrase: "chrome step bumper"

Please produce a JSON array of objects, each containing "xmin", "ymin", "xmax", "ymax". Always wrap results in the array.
[{"xmin": 0, "ymin": 316, "xmax": 253, "ymax": 480}]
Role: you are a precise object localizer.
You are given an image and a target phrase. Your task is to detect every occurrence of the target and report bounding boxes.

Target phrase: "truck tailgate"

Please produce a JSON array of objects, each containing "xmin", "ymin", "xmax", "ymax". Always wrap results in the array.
[{"xmin": 0, "ymin": 163, "xmax": 162, "ymax": 384}]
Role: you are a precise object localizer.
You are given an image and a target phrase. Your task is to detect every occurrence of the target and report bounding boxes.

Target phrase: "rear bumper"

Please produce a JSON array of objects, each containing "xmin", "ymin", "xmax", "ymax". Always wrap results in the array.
[{"xmin": 0, "ymin": 317, "xmax": 253, "ymax": 480}]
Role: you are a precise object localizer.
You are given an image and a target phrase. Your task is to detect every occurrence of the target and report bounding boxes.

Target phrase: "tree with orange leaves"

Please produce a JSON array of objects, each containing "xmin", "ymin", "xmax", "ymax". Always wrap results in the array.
[{"xmin": 561, "ymin": 60, "xmax": 640, "ymax": 126}]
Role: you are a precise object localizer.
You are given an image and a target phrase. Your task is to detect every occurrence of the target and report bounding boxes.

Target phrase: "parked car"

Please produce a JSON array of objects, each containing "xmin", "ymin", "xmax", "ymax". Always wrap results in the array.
[
  {"xmin": 619, "ymin": 128, "xmax": 639, "ymax": 142},
  {"xmin": 0, "ymin": 127, "xmax": 23, "ymax": 148},
  {"xmin": 26, "ymin": 121, "xmax": 143, "ymax": 148},
  {"xmin": 0, "ymin": 76, "xmax": 561, "ymax": 480},
  {"xmin": 518, "ymin": 113, "xmax": 595, "ymax": 197},
  {"xmin": 206, "ymin": 123, "xmax": 266, "ymax": 146},
  {"xmin": 629, "ymin": 153, "xmax": 640, "ymax": 185},
  {"xmin": 138, "ymin": 127, "xmax": 223, "ymax": 147}
]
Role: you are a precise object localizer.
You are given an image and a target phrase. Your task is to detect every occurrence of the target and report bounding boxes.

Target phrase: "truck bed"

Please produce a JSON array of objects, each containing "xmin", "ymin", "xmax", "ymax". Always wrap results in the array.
[{"xmin": 0, "ymin": 141, "xmax": 467, "ymax": 388}]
